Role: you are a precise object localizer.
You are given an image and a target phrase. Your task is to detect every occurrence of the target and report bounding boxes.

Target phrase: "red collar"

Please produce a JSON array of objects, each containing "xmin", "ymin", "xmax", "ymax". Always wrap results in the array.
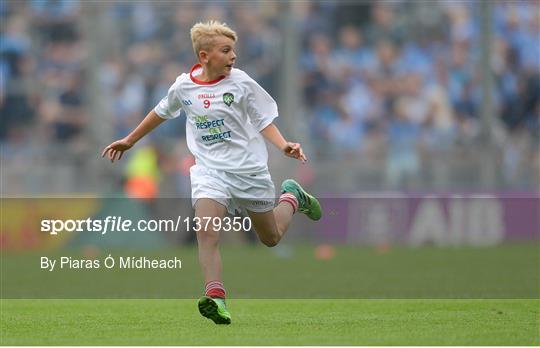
[{"xmin": 189, "ymin": 64, "xmax": 226, "ymax": 85}]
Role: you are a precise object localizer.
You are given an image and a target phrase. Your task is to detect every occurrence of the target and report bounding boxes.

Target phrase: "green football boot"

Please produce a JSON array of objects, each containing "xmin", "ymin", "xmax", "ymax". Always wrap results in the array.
[
  {"xmin": 281, "ymin": 179, "xmax": 322, "ymax": 220},
  {"xmin": 198, "ymin": 296, "xmax": 231, "ymax": 325}
]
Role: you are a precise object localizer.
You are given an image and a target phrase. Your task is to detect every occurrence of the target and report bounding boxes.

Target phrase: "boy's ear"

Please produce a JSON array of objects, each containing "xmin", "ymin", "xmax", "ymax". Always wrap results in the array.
[{"xmin": 199, "ymin": 50, "xmax": 209, "ymax": 64}]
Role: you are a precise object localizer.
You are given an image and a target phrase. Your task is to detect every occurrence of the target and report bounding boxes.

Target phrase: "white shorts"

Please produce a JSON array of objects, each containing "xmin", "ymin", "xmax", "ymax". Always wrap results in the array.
[{"xmin": 190, "ymin": 165, "xmax": 276, "ymax": 215}]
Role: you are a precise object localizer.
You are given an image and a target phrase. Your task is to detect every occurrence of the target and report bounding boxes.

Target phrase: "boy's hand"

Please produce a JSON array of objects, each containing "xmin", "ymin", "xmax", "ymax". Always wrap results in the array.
[
  {"xmin": 283, "ymin": 142, "xmax": 307, "ymax": 163},
  {"xmin": 101, "ymin": 138, "xmax": 133, "ymax": 162}
]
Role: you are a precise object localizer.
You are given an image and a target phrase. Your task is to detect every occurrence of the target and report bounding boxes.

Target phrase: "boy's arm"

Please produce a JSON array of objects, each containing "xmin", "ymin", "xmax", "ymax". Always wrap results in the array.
[
  {"xmin": 260, "ymin": 123, "xmax": 307, "ymax": 163},
  {"xmin": 102, "ymin": 110, "xmax": 166, "ymax": 162},
  {"xmin": 124, "ymin": 110, "xmax": 166, "ymax": 145}
]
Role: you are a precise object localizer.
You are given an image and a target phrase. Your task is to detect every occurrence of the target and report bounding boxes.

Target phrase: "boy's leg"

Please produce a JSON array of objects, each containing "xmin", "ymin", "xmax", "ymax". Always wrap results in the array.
[
  {"xmin": 247, "ymin": 203, "xmax": 294, "ymax": 247},
  {"xmin": 195, "ymin": 198, "xmax": 227, "ymax": 284},
  {"xmin": 247, "ymin": 179, "xmax": 322, "ymax": 247},
  {"xmin": 194, "ymin": 198, "xmax": 231, "ymax": 324},
  {"xmin": 281, "ymin": 179, "xmax": 322, "ymax": 221}
]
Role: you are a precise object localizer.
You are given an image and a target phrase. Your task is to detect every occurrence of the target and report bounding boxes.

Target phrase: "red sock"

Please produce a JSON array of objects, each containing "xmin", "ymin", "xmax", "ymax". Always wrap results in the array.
[
  {"xmin": 279, "ymin": 193, "xmax": 298, "ymax": 213},
  {"xmin": 205, "ymin": 280, "xmax": 226, "ymax": 299}
]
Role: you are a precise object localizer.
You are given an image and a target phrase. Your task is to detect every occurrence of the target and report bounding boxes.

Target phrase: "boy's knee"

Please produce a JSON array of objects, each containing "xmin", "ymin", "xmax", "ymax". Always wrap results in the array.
[
  {"xmin": 197, "ymin": 229, "xmax": 219, "ymax": 244},
  {"xmin": 260, "ymin": 235, "xmax": 280, "ymax": 247}
]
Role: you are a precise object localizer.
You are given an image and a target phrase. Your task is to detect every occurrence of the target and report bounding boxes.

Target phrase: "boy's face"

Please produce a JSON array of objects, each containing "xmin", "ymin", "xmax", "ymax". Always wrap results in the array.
[{"xmin": 202, "ymin": 35, "xmax": 237, "ymax": 77}]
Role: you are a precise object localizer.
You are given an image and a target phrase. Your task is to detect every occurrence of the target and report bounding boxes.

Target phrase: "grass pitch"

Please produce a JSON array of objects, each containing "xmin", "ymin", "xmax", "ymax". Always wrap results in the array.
[
  {"xmin": 1, "ymin": 299, "xmax": 538, "ymax": 345},
  {"xmin": 2, "ymin": 244, "xmax": 538, "ymax": 345},
  {"xmin": 2, "ymin": 244, "xmax": 538, "ymax": 298}
]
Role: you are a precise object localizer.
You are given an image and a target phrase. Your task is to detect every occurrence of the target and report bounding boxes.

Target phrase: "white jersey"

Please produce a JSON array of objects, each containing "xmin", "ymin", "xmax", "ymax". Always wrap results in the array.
[{"xmin": 154, "ymin": 64, "xmax": 278, "ymax": 174}]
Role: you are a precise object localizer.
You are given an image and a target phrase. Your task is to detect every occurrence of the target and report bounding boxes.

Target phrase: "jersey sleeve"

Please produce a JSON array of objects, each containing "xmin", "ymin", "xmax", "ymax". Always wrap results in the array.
[
  {"xmin": 241, "ymin": 72, "xmax": 278, "ymax": 131},
  {"xmin": 154, "ymin": 75, "xmax": 184, "ymax": 119}
]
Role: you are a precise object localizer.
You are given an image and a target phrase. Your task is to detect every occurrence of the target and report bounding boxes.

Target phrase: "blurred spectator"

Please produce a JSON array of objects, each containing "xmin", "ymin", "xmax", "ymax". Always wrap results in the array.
[
  {"xmin": 234, "ymin": 5, "xmax": 281, "ymax": 96},
  {"xmin": 48, "ymin": 72, "xmax": 87, "ymax": 142},
  {"xmin": 385, "ymin": 99, "xmax": 421, "ymax": 189},
  {"xmin": 29, "ymin": 0, "xmax": 80, "ymax": 43},
  {"xmin": 364, "ymin": 3, "xmax": 405, "ymax": 46},
  {"xmin": 124, "ymin": 145, "xmax": 161, "ymax": 200},
  {"xmin": 444, "ymin": 1, "xmax": 475, "ymax": 44},
  {"xmin": 36, "ymin": 38, "xmax": 87, "ymax": 142},
  {"xmin": 0, "ymin": 14, "xmax": 34, "ymax": 140},
  {"xmin": 295, "ymin": 1, "xmax": 337, "ymax": 46},
  {"xmin": 333, "ymin": 25, "xmax": 375, "ymax": 81},
  {"xmin": 301, "ymin": 32, "xmax": 336, "ymax": 106},
  {"xmin": 130, "ymin": 2, "xmax": 158, "ymax": 43}
]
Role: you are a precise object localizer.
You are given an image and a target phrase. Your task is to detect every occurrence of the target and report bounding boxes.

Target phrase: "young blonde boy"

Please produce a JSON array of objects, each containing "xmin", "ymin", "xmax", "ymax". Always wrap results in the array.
[{"xmin": 102, "ymin": 20, "xmax": 322, "ymax": 325}]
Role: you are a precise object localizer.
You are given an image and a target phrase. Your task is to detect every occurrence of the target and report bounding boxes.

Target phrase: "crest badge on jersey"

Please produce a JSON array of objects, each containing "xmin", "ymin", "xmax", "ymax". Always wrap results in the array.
[{"xmin": 223, "ymin": 93, "xmax": 234, "ymax": 107}]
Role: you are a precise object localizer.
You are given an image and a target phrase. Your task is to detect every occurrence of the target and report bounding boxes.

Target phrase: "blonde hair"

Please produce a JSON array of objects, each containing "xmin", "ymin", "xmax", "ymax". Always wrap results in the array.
[{"xmin": 190, "ymin": 20, "xmax": 237, "ymax": 57}]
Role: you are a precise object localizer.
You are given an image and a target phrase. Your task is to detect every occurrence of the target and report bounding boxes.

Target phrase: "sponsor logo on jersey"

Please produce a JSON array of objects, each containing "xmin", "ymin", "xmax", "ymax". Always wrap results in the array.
[
  {"xmin": 251, "ymin": 200, "xmax": 273, "ymax": 207},
  {"xmin": 198, "ymin": 93, "xmax": 215, "ymax": 99},
  {"xmin": 194, "ymin": 114, "xmax": 232, "ymax": 145},
  {"xmin": 223, "ymin": 92, "xmax": 234, "ymax": 107}
]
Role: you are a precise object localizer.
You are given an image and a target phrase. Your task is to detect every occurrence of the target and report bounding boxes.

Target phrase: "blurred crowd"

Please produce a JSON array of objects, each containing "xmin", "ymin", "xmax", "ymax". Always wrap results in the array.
[
  {"xmin": 298, "ymin": 0, "xmax": 539, "ymax": 187},
  {"xmin": 1, "ymin": 0, "xmax": 538, "ymax": 193},
  {"xmin": 1, "ymin": 0, "xmax": 86, "ymax": 147},
  {"xmin": 1, "ymin": 0, "xmax": 283, "ymax": 194}
]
